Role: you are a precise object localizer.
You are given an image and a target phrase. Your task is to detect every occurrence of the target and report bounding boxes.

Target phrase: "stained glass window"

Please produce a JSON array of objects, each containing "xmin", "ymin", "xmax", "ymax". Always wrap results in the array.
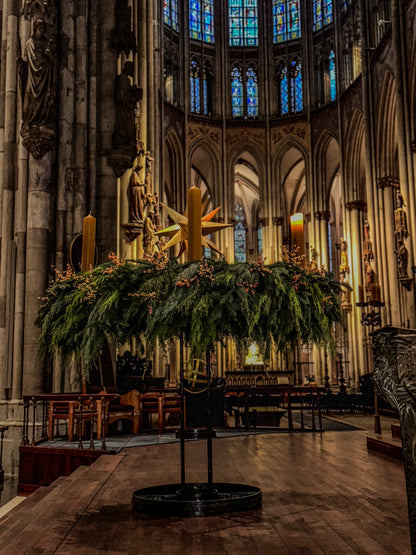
[
  {"xmin": 189, "ymin": 0, "xmax": 215, "ymax": 43},
  {"xmin": 234, "ymin": 202, "xmax": 247, "ymax": 262},
  {"xmin": 257, "ymin": 220, "xmax": 263, "ymax": 261},
  {"xmin": 329, "ymin": 50, "xmax": 336, "ymax": 101},
  {"xmin": 229, "ymin": 0, "xmax": 258, "ymax": 47},
  {"xmin": 291, "ymin": 60, "xmax": 303, "ymax": 112},
  {"xmin": 246, "ymin": 67, "xmax": 258, "ymax": 117},
  {"xmin": 324, "ymin": 0, "xmax": 333, "ymax": 26},
  {"xmin": 203, "ymin": 74, "xmax": 208, "ymax": 114},
  {"xmin": 164, "ymin": 0, "xmax": 179, "ymax": 31},
  {"xmin": 273, "ymin": 0, "xmax": 300, "ymax": 43},
  {"xmin": 231, "ymin": 67, "xmax": 244, "ymax": 117},
  {"xmin": 280, "ymin": 66, "xmax": 289, "ymax": 115},
  {"xmin": 190, "ymin": 61, "xmax": 200, "ymax": 113}
]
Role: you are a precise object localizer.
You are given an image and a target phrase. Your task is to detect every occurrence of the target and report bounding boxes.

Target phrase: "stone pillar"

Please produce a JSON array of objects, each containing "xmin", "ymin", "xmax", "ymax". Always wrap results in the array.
[
  {"xmin": 372, "ymin": 326, "xmax": 416, "ymax": 553},
  {"xmin": 22, "ymin": 154, "xmax": 53, "ymax": 394}
]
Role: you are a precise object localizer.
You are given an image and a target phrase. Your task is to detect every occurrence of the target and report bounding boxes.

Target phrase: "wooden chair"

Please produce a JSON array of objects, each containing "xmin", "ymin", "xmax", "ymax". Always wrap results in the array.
[
  {"xmin": 139, "ymin": 392, "xmax": 181, "ymax": 435},
  {"xmin": 99, "ymin": 390, "xmax": 140, "ymax": 436}
]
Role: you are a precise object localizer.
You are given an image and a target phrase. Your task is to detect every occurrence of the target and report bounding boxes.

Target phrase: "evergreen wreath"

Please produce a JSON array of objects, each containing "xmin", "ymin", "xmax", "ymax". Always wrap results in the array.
[{"xmin": 36, "ymin": 252, "xmax": 341, "ymax": 375}]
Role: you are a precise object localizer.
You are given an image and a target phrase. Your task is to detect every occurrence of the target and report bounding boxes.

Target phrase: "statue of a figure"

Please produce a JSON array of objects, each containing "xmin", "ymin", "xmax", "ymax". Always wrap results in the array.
[
  {"xmin": 363, "ymin": 220, "xmax": 374, "ymax": 261},
  {"xmin": 112, "ymin": 61, "xmax": 142, "ymax": 150},
  {"xmin": 127, "ymin": 167, "xmax": 146, "ymax": 223},
  {"xmin": 340, "ymin": 275, "xmax": 352, "ymax": 312},
  {"xmin": 395, "ymin": 191, "xmax": 409, "ymax": 242},
  {"xmin": 339, "ymin": 237, "xmax": 349, "ymax": 275},
  {"xmin": 309, "ymin": 246, "xmax": 318, "ymax": 270},
  {"xmin": 395, "ymin": 239, "xmax": 409, "ymax": 279},
  {"xmin": 19, "ymin": 18, "xmax": 57, "ymax": 140},
  {"xmin": 143, "ymin": 210, "xmax": 158, "ymax": 256},
  {"xmin": 364, "ymin": 260, "xmax": 376, "ymax": 292}
]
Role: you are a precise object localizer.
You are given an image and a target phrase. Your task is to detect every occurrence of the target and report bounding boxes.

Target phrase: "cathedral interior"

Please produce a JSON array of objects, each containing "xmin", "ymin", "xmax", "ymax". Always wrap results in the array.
[{"xmin": 0, "ymin": 0, "xmax": 415, "ymax": 548}]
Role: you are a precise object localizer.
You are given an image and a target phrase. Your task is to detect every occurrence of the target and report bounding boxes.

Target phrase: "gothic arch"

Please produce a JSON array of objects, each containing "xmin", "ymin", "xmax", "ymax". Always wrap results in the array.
[
  {"xmin": 164, "ymin": 128, "xmax": 184, "ymax": 212},
  {"xmin": 313, "ymin": 130, "xmax": 340, "ymax": 212},
  {"xmin": 376, "ymin": 70, "xmax": 398, "ymax": 178},
  {"xmin": 189, "ymin": 138, "xmax": 221, "ymax": 205},
  {"xmin": 344, "ymin": 108, "xmax": 365, "ymax": 202}
]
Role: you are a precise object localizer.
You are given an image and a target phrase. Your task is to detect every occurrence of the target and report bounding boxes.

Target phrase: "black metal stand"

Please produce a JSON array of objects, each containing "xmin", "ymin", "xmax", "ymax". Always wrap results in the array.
[{"xmin": 132, "ymin": 340, "xmax": 262, "ymax": 517}]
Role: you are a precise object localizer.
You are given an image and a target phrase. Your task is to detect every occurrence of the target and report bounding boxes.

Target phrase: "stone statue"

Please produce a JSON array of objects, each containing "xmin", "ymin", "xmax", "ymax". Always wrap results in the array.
[
  {"xmin": 363, "ymin": 220, "xmax": 374, "ymax": 261},
  {"xmin": 394, "ymin": 191, "xmax": 408, "ymax": 242},
  {"xmin": 395, "ymin": 239, "xmax": 409, "ymax": 279},
  {"xmin": 340, "ymin": 275, "xmax": 352, "ymax": 312},
  {"xmin": 112, "ymin": 61, "xmax": 142, "ymax": 150},
  {"xmin": 127, "ymin": 167, "xmax": 146, "ymax": 223},
  {"xmin": 339, "ymin": 237, "xmax": 349, "ymax": 275},
  {"xmin": 364, "ymin": 260, "xmax": 376, "ymax": 292},
  {"xmin": 309, "ymin": 246, "xmax": 318, "ymax": 270},
  {"xmin": 19, "ymin": 18, "xmax": 57, "ymax": 158},
  {"xmin": 143, "ymin": 210, "xmax": 157, "ymax": 256}
]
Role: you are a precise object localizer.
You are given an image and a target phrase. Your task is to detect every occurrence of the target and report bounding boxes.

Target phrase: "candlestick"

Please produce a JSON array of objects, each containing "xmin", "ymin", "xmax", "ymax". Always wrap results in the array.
[
  {"xmin": 188, "ymin": 186, "xmax": 202, "ymax": 261},
  {"xmin": 81, "ymin": 212, "xmax": 96, "ymax": 272},
  {"xmin": 290, "ymin": 213, "xmax": 305, "ymax": 257}
]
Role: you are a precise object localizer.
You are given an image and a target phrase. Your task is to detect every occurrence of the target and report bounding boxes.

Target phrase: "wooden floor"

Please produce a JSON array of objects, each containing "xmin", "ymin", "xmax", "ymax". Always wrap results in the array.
[{"xmin": 0, "ymin": 427, "xmax": 410, "ymax": 554}]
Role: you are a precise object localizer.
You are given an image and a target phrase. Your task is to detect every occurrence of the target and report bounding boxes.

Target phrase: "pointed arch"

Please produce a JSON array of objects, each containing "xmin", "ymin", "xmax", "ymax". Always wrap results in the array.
[
  {"xmin": 376, "ymin": 70, "xmax": 398, "ymax": 178},
  {"xmin": 164, "ymin": 128, "xmax": 184, "ymax": 213}
]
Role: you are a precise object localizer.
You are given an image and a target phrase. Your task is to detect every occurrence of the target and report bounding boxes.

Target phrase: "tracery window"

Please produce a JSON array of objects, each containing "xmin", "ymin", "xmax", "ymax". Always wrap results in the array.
[
  {"xmin": 229, "ymin": 0, "xmax": 258, "ymax": 47},
  {"xmin": 231, "ymin": 66, "xmax": 244, "ymax": 117},
  {"xmin": 313, "ymin": 0, "xmax": 333, "ymax": 31},
  {"xmin": 190, "ymin": 60, "xmax": 211, "ymax": 115},
  {"xmin": 291, "ymin": 60, "xmax": 303, "ymax": 112},
  {"xmin": 329, "ymin": 50, "xmax": 336, "ymax": 101},
  {"xmin": 234, "ymin": 202, "xmax": 247, "ymax": 262},
  {"xmin": 273, "ymin": 0, "xmax": 301, "ymax": 44},
  {"xmin": 279, "ymin": 60, "xmax": 303, "ymax": 115},
  {"xmin": 257, "ymin": 219, "xmax": 263, "ymax": 261},
  {"xmin": 246, "ymin": 67, "xmax": 258, "ymax": 117},
  {"xmin": 190, "ymin": 60, "xmax": 200, "ymax": 113},
  {"xmin": 164, "ymin": 0, "xmax": 179, "ymax": 31},
  {"xmin": 189, "ymin": 0, "xmax": 215, "ymax": 43}
]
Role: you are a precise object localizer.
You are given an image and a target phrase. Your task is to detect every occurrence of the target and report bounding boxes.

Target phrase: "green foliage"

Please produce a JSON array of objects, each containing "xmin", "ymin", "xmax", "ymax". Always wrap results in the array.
[{"xmin": 36, "ymin": 254, "xmax": 341, "ymax": 374}]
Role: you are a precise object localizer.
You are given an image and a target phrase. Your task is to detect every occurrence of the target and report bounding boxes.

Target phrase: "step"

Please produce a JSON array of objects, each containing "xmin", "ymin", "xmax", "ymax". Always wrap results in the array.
[
  {"xmin": 367, "ymin": 435, "xmax": 403, "ymax": 461},
  {"xmin": 0, "ymin": 454, "xmax": 124, "ymax": 552}
]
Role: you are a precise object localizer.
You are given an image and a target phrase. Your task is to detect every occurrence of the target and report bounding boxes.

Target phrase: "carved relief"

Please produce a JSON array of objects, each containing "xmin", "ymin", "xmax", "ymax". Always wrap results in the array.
[
  {"xmin": 227, "ymin": 128, "xmax": 265, "ymax": 150},
  {"xmin": 188, "ymin": 123, "xmax": 220, "ymax": 145},
  {"xmin": 272, "ymin": 123, "xmax": 307, "ymax": 146}
]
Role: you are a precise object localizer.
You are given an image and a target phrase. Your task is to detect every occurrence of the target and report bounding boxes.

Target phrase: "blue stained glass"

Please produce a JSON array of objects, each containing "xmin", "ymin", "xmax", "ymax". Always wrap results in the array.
[
  {"xmin": 324, "ymin": 0, "xmax": 333, "ymax": 25},
  {"xmin": 234, "ymin": 202, "xmax": 247, "ymax": 262},
  {"xmin": 329, "ymin": 50, "xmax": 336, "ymax": 101},
  {"xmin": 342, "ymin": 0, "xmax": 352, "ymax": 11},
  {"xmin": 203, "ymin": 74, "xmax": 208, "ymax": 114},
  {"xmin": 313, "ymin": 0, "xmax": 323, "ymax": 31},
  {"xmin": 257, "ymin": 221, "xmax": 263, "ymax": 260},
  {"xmin": 231, "ymin": 67, "xmax": 244, "ymax": 117},
  {"xmin": 190, "ymin": 0, "xmax": 215, "ymax": 43},
  {"xmin": 190, "ymin": 61, "xmax": 200, "ymax": 113},
  {"xmin": 165, "ymin": 0, "xmax": 179, "ymax": 31},
  {"xmin": 280, "ymin": 67, "xmax": 288, "ymax": 115},
  {"xmin": 229, "ymin": 0, "xmax": 258, "ymax": 46},
  {"xmin": 291, "ymin": 60, "xmax": 303, "ymax": 112},
  {"xmin": 246, "ymin": 67, "xmax": 258, "ymax": 117},
  {"xmin": 273, "ymin": 0, "xmax": 300, "ymax": 43}
]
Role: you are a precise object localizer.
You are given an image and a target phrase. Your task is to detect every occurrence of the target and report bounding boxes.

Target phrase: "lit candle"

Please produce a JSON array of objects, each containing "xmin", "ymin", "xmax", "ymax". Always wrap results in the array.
[
  {"xmin": 81, "ymin": 212, "xmax": 96, "ymax": 272},
  {"xmin": 358, "ymin": 285, "xmax": 364, "ymax": 304},
  {"xmin": 290, "ymin": 213, "xmax": 305, "ymax": 257},
  {"xmin": 187, "ymin": 186, "xmax": 202, "ymax": 261}
]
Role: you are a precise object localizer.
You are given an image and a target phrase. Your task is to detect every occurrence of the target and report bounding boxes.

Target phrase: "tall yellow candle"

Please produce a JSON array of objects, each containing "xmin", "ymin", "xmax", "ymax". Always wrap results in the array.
[
  {"xmin": 81, "ymin": 212, "xmax": 96, "ymax": 272},
  {"xmin": 290, "ymin": 213, "xmax": 305, "ymax": 257},
  {"xmin": 187, "ymin": 186, "xmax": 202, "ymax": 261}
]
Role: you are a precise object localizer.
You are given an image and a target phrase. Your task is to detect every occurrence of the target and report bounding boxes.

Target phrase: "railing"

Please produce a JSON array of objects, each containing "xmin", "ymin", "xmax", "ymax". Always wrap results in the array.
[
  {"xmin": 225, "ymin": 385, "xmax": 324, "ymax": 432},
  {"xmin": 21, "ymin": 394, "xmax": 120, "ymax": 450}
]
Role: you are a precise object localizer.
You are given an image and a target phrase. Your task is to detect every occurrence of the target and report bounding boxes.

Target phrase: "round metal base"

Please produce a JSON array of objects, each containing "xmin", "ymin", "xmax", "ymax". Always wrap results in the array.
[
  {"xmin": 132, "ymin": 482, "xmax": 262, "ymax": 517},
  {"xmin": 175, "ymin": 428, "xmax": 217, "ymax": 440}
]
